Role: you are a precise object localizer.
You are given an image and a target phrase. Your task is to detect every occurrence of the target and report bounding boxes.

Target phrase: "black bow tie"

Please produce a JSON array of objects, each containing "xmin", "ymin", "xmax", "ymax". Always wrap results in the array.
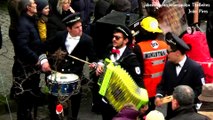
[{"xmin": 175, "ymin": 63, "xmax": 180, "ymax": 67}]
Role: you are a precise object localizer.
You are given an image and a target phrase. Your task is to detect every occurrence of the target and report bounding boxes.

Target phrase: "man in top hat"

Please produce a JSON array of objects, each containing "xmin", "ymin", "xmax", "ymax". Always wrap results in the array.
[
  {"xmin": 95, "ymin": 25, "xmax": 145, "ymax": 120},
  {"xmin": 155, "ymin": 32, "xmax": 205, "ymax": 119},
  {"xmin": 44, "ymin": 12, "xmax": 98, "ymax": 120}
]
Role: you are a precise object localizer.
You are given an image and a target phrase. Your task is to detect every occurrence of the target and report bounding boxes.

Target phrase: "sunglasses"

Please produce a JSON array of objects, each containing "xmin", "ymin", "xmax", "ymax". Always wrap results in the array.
[
  {"xmin": 167, "ymin": 49, "xmax": 176, "ymax": 54},
  {"xmin": 113, "ymin": 35, "xmax": 123, "ymax": 40}
]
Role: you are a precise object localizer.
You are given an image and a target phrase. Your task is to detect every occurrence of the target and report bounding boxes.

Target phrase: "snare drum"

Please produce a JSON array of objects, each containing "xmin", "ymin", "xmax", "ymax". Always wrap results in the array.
[{"xmin": 47, "ymin": 73, "xmax": 80, "ymax": 96}]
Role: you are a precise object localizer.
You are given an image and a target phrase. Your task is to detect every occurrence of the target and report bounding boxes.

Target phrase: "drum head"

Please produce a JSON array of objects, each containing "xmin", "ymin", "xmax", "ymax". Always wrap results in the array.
[{"xmin": 48, "ymin": 73, "xmax": 79, "ymax": 84}]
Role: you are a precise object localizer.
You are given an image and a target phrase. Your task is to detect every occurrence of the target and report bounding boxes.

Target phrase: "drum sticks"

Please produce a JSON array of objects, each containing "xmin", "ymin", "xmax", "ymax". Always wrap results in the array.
[{"xmin": 68, "ymin": 55, "xmax": 91, "ymax": 64}]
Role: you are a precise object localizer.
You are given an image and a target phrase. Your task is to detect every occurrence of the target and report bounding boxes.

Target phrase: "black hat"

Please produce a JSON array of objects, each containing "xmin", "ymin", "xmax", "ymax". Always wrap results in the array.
[
  {"xmin": 62, "ymin": 13, "xmax": 81, "ymax": 26},
  {"xmin": 36, "ymin": 0, "xmax": 48, "ymax": 13},
  {"xmin": 165, "ymin": 32, "xmax": 190, "ymax": 51},
  {"xmin": 114, "ymin": 25, "xmax": 132, "ymax": 41}
]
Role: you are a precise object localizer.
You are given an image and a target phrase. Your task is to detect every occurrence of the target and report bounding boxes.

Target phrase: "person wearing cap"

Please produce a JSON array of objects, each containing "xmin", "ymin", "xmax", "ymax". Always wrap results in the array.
[
  {"xmin": 95, "ymin": 25, "xmax": 145, "ymax": 120},
  {"xmin": 44, "ymin": 12, "xmax": 98, "ymax": 120},
  {"xmin": 133, "ymin": 16, "xmax": 168, "ymax": 114},
  {"xmin": 13, "ymin": 0, "xmax": 51, "ymax": 119},
  {"xmin": 169, "ymin": 85, "xmax": 209, "ymax": 120},
  {"xmin": 155, "ymin": 32, "xmax": 205, "ymax": 119},
  {"xmin": 198, "ymin": 83, "xmax": 213, "ymax": 119},
  {"xmin": 36, "ymin": 0, "xmax": 50, "ymax": 42}
]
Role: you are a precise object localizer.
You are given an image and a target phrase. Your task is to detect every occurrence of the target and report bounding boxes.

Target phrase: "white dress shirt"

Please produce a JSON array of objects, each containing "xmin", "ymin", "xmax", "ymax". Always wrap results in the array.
[
  {"xmin": 110, "ymin": 46, "xmax": 126, "ymax": 62},
  {"xmin": 65, "ymin": 33, "xmax": 80, "ymax": 54},
  {"xmin": 176, "ymin": 55, "xmax": 187, "ymax": 76}
]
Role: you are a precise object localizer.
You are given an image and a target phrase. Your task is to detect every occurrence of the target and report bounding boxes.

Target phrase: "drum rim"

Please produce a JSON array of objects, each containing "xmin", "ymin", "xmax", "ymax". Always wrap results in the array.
[{"xmin": 47, "ymin": 73, "xmax": 79, "ymax": 84}]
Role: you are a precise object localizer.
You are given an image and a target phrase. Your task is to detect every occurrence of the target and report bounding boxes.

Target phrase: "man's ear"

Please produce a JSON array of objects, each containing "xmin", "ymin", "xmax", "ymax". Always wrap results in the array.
[
  {"xmin": 124, "ymin": 38, "xmax": 129, "ymax": 44},
  {"xmin": 173, "ymin": 99, "xmax": 179, "ymax": 108}
]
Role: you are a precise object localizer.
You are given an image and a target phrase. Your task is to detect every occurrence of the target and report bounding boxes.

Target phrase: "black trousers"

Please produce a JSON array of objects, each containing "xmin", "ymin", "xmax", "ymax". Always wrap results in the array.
[
  {"xmin": 12, "ymin": 60, "xmax": 41, "ymax": 120},
  {"xmin": 100, "ymin": 98, "xmax": 117, "ymax": 120},
  {"xmin": 145, "ymin": 97, "xmax": 156, "ymax": 114},
  {"xmin": 48, "ymin": 89, "xmax": 82, "ymax": 120}
]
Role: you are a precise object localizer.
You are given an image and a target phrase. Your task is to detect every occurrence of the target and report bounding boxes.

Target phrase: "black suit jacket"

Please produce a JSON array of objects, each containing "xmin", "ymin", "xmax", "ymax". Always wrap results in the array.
[
  {"xmin": 45, "ymin": 30, "xmax": 98, "ymax": 76},
  {"xmin": 157, "ymin": 56, "xmax": 204, "ymax": 103},
  {"xmin": 104, "ymin": 46, "xmax": 144, "ymax": 88}
]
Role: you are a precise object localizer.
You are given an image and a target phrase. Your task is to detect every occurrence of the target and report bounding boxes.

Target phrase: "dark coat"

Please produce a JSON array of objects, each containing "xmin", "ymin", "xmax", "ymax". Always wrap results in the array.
[
  {"xmin": 105, "ymin": 46, "xmax": 144, "ymax": 88},
  {"xmin": 169, "ymin": 106, "xmax": 210, "ymax": 120},
  {"xmin": 71, "ymin": 0, "xmax": 94, "ymax": 27},
  {"xmin": 100, "ymin": 46, "xmax": 144, "ymax": 120},
  {"xmin": 15, "ymin": 13, "xmax": 43, "ymax": 65},
  {"xmin": 157, "ymin": 57, "xmax": 204, "ymax": 102},
  {"xmin": 46, "ymin": 12, "xmax": 66, "ymax": 40},
  {"xmin": 157, "ymin": 56, "xmax": 205, "ymax": 119},
  {"xmin": 44, "ymin": 30, "xmax": 97, "ymax": 76}
]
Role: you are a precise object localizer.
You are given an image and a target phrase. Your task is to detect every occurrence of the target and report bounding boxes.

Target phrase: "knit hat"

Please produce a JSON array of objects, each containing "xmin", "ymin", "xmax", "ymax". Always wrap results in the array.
[
  {"xmin": 18, "ymin": 0, "xmax": 31, "ymax": 12},
  {"xmin": 36, "ymin": 0, "xmax": 49, "ymax": 13},
  {"xmin": 145, "ymin": 110, "xmax": 165, "ymax": 120}
]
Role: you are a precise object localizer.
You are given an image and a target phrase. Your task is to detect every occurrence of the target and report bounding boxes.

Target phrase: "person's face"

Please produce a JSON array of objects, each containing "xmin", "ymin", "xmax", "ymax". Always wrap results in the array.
[
  {"xmin": 27, "ymin": 0, "xmax": 37, "ymax": 15},
  {"xmin": 62, "ymin": 0, "xmax": 71, "ymax": 11},
  {"xmin": 67, "ymin": 21, "xmax": 83, "ymax": 37},
  {"xmin": 167, "ymin": 45, "xmax": 179, "ymax": 63},
  {"xmin": 42, "ymin": 5, "xmax": 50, "ymax": 16},
  {"xmin": 112, "ymin": 32, "xmax": 128, "ymax": 49}
]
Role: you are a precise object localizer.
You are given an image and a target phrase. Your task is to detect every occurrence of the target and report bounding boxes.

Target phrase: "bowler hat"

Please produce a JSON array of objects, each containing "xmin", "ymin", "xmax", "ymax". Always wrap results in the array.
[
  {"xmin": 199, "ymin": 83, "xmax": 213, "ymax": 102},
  {"xmin": 62, "ymin": 13, "xmax": 81, "ymax": 26},
  {"xmin": 165, "ymin": 32, "xmax": 190, "ymax": 51}
]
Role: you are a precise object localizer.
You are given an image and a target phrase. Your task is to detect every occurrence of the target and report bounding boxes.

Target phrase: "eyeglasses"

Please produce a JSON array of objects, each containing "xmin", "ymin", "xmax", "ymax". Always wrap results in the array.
[
  {"xmin": 167, "ymin": 49, "xmax": 176, "ymax": 54},
  {"xmin": 113, "ymin": 35, "xmax": 123, "ymax": 40}
]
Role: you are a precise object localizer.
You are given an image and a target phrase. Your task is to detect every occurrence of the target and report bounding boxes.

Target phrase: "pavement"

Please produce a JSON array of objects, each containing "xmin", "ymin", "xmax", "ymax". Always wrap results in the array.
[
  {"xmin": 0, "ymin": 1, "xmax": 102, "ymax": 120},
  {"xmin": 0, "ymin": 0, "xmax": 207, "ymax": 120}
]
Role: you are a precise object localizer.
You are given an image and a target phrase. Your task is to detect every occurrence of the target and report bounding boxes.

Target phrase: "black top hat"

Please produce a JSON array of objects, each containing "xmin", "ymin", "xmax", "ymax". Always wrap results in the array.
[
  {"xmin": 62, "ymin": 13, "xmax": 81, "ymax": 26},
  {"xmin": 165, "ymin": 32, "xmax": 190, "ymax": 51}
]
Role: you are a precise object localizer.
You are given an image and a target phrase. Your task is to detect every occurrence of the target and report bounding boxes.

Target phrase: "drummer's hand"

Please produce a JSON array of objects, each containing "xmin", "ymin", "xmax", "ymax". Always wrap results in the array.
[
  {"xmin": 89, "ymin": 62, "xmax": 97, "ymax": 70},
  {"xmin": 155, "ymin": 97, "xmax": 162, "ymax": 107},
  {"xmin": 96, "ymin": 65, "xmax": 103, "ymax": 76},
  {"xmin": 41, "ymin": 61, "xmax": 51, "ymax": 72}
]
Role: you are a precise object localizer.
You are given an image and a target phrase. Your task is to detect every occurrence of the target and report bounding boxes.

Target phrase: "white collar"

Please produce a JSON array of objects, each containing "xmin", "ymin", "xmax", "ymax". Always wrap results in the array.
[
  {"xmin": 113, "ymin": 46, "xmax": 126, "ymax": 56},
  {"xmin": 178, "ymin": 55, "xmax": 187, "ymax": 67},
  {"xmin": 67, "ymin": 33, "xmax": 80, "ymax": 40}
]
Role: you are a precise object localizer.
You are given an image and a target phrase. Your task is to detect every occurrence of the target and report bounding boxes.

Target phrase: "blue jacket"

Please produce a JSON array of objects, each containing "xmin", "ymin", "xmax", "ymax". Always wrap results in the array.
[{"xmin": 15, "ymin": 13, "xmax": 43, "ymax": 65}]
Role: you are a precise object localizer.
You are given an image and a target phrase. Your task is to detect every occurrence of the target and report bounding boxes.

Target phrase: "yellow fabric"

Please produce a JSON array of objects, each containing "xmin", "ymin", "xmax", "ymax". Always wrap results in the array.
[{"xmin": 37, "ymin": 19, "xmax": 47, "ymax": 42}]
